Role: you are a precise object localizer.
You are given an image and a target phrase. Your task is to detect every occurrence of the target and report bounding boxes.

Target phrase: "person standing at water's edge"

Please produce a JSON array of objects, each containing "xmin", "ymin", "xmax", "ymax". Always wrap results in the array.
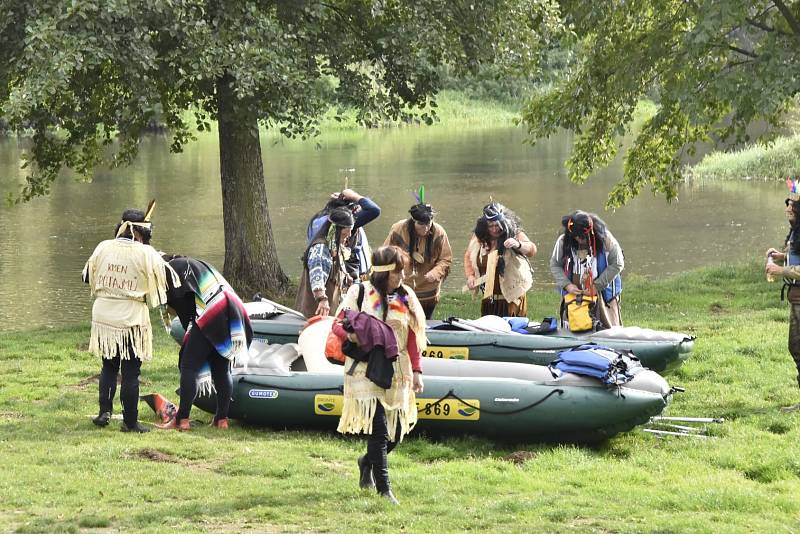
[
  {"xmin": 464, "ymin": 202, "xmax": 536, "ymax": 317},
  {"xmin": 335, "ymin": 246, "xmax": 426, "ymax": 505},
  {"xmin": 383, "ymin": 191, "xmax": 452, "ymax": 319},
  {"xmin": 82, "ymin": 203, "xmax": 179, "ymax": 433},
  {"xmin": 765, "ymin": 179, "xmax": 800, "ymax": 398},
  {"xmin": 549, "ymin": 210, "xmax": 624, "ymax": 330}
]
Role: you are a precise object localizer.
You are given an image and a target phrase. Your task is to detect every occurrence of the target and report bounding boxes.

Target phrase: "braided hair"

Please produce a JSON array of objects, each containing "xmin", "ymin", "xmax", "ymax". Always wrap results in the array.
[
  {"xmin": 301, "ymin": 207, "xmax": 354, "ymax": 263},
  {"xmin": 559, "ymin": 210, "xmax": 608, "ymax": 263},
  {"xmin": 305, "ymin": 196, "xmax": 355, "ymax": 239}
]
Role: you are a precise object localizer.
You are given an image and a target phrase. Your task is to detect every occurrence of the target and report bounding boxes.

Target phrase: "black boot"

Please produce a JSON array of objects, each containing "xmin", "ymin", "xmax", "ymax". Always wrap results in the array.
[
  {"xmin": 358, "ymin": 455, "xmax": 375, "ymax": 489},
  {"xmin": 92, "ymin": 411, "xmax": 111, "ymax": 427},
  {"xmin": 379, "ymin": 489, "xmax": 399, "ymax": 505},
  {"xmin": 120, "ymin": 421, "xmax": 150, "ymax": 433}
]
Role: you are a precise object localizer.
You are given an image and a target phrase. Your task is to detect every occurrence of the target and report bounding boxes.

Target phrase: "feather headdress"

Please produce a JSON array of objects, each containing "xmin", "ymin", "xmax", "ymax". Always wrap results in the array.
[
  {"xmin": 409, "ymin": 185, "xmax": 435, "ymax": 223},
  {"xmin": 787, "ymin": 177, "xmax": 799, "ymax": 201},
  {"xmin": 412, "ymin": 185, "xmax": 425, "ymax": 204}
]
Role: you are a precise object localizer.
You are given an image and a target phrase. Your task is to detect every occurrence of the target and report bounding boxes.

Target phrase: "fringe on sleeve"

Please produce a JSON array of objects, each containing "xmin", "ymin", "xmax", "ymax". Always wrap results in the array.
[{"xmin": 144, "ymin": 248, "xmax": 179, "ymax": 308}]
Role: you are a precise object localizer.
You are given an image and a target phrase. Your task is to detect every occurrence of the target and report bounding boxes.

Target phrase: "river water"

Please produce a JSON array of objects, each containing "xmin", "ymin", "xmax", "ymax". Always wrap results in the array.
[{"xmin": 0, "ymin": 125, "xmax": 787, "ymax": 331}]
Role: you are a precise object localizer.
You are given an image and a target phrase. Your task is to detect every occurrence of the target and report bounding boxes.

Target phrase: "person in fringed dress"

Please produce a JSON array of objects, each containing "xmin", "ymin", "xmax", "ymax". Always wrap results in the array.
[{"xmin": 334, "ymin": 246, "xmax": 426, "ymax": 505}]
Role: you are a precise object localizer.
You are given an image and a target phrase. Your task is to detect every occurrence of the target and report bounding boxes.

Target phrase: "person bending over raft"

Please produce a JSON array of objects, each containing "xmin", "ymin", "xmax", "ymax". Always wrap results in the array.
[
  {"xmin": 157, "ymin": 256, "xmax": 253, "ymax": 430},
  {"xmin": 296, "ymin": 207, "xmax": 358, "ymax": 318},
  {"xmin": 549, "ymin": 210, "xmax": 624, "ymax": 329},
  {"xmin": 82, "ymin": 204, "xmax": 178, "ymax": 433},
  {"xmin": 335, "ymin": 246, "xmax": 426, "ymax": 505},
  {"xmin": 766, "ymin": 180, "xmax": 800, "ymax": 396},
  {"xmin": 464, "ymin": 202, "xmax": 536, "ymax": 317},
  {"xmin": 305, "ymin": 188, "xmax": 381, "ymax": 282},
  {"xmin": 383, "ymin": 197, "xmax": 453, "ymax": 319}
]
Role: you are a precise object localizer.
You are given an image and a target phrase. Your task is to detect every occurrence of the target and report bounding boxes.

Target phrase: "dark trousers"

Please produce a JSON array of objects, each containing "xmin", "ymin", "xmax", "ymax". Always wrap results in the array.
[
  {"xmin": 788, "ymin": 304, "xmax": 800, "ymax": 388},
  {"xmin": 99, "ymin": 356, "xmax": 142, "ymax": 427},
  {"xmin": 366, "ymin": 402, "xmax": 401, "ymax": 493},
  {"xmin": 419, "ymin": 299, "xmax": 437, "ymax": 320},
  {"xmin": 177, "ymin": 325, "xmax": 233, "ymax": 422}
]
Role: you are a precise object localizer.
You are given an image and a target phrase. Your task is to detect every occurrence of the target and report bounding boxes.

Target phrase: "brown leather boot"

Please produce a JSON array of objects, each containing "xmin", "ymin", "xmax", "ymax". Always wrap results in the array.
[
  {"xmin": 156, "ymin": 417, "xmax": 190, "ymax": 431},
  {"xmin": 210, "ymin": 418, "xmax": 229, "ymax": 429}
]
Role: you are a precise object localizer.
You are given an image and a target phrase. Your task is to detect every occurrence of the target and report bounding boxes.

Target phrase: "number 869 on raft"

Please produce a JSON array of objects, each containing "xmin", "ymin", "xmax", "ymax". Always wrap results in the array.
[
  {"xmin": 314, "ymin": 395, "xmax": 480, "ymax": 421},
  {"xmin": 420, "ymin": 346, "xmax": 470, "ymax": 359}
]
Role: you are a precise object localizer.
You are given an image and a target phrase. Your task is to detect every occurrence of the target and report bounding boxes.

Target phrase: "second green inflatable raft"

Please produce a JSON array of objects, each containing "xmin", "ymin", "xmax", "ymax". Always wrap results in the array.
[{"xmin": 172, "ymin": 300, "xmax": 694, "ymax": 374}]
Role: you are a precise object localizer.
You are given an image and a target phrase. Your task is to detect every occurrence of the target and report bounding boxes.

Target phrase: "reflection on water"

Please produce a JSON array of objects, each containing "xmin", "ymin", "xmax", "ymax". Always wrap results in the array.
[{"xmin": 0, "ymin": 126, "xmax": 789, "ymax": 331}]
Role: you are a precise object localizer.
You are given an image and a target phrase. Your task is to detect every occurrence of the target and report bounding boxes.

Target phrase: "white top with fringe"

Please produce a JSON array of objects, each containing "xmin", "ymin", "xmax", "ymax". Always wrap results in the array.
[
  {"xmin": 82, "ymin": 238, "xmax": 178, "ymax": 361},
  {"xmin": 335, "ymin": 282, "xmax": 427, "ymax": 443}
]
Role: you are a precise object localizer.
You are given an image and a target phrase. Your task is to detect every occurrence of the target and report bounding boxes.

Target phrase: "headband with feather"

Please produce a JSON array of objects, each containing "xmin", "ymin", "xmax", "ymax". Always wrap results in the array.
[{"xmin": 115, "ymin": 200, "xmax": 155, "ymax": 238}]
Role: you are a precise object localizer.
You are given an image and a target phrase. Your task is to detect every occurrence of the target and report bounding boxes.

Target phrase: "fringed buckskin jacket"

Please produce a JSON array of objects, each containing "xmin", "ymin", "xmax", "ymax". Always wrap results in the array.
[
  {"xmin": 335, "ymin": 282, "xmax": 427, "ymax": 442},
  {"xmin": 83, "ymin": 238, "xmax": 178, "ymax": 361}
]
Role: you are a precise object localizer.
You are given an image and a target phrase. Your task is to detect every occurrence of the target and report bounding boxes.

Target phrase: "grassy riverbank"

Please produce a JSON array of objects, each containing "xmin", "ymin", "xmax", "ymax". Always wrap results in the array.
[
  {"xmin": 258, "ymin": 90, "xmax": 522, "ymax": 141},
  {"xmin": 275, "ymin": 92, "xmax": 660, "ymax": 136},
  {"xmin": 688, "ymin": 133, "xmax": 800, "ymax": 182},
  {"xmin": 3, "ymin": 262, "xmax": 800, "ymax": 532}
]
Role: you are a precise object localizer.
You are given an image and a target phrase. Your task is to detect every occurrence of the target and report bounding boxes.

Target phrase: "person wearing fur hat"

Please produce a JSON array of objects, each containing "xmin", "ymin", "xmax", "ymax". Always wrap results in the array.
[
  {"xmin": 464, "ymin": 202, "xmax": 536, "ymax": 317},
  {"xmin": 549, "ymin": 210, "xmax": 624, "ymax": 330},
  {"xmin": 383, "ymin": 189, "xmax": 452, "ymax": 319},
  {"xmin": 766, "ymin": 179, "xmax": 800, "ymax": 400},
  {"xmin": 82, "ymin": 202, "xmax": 179, "ymax": 433}
]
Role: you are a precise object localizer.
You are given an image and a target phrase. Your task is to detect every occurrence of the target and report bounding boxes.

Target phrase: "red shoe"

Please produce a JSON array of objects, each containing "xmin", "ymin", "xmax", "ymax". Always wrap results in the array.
[
  {"xmin": 210, "ymin": 418, "xmax": 229, "ymax": 429},
  {"xmin": 156, "ymin": 417, "xmax": 190, "ymax": 431}
]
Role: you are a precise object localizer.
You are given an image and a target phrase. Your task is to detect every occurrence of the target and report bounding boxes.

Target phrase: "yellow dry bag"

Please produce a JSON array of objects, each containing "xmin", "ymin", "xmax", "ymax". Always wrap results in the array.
[{"xmin": 564, "ymin": 293, "xmax": 597, "ymax": 333}]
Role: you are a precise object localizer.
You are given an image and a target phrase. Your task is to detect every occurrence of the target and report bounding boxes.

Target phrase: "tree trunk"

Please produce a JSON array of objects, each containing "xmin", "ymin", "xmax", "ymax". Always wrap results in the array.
[{"xmin": 216, "ymin": 75, "xmax": 289, "ymax": 299}]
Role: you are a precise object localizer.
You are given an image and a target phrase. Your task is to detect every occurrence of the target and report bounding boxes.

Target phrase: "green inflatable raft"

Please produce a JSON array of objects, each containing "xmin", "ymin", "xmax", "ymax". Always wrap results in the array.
[
  {"xmin": 170, "ymin": 299, "xmax": 694, "ymax": 374},
  {"xmin": 189, "ymin": 317, "xmax": 673, "ymax": 443}
]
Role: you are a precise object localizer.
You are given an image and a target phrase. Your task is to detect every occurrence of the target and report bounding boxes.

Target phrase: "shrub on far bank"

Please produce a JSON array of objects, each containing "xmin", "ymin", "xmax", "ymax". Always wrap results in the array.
[{"xmin": 688, "ymin": 134, "xmax": 800, "ymax": 182}]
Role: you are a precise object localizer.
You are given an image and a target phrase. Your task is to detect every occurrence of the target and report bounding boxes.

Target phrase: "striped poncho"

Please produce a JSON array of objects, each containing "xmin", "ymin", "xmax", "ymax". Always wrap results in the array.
[{"xmin": 166, "ymin": 257, "xmax": 253, "ymax": 367}]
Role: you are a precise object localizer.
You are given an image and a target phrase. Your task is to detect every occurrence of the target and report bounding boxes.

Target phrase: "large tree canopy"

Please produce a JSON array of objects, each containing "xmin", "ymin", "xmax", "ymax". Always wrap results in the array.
[
  {"xmin": 522, "ymin": 0, "xmax": 800, "ymax": 208},
  {"xmin": 0, "ymin": 0, "xmax": 560, "ymax": 296}
]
